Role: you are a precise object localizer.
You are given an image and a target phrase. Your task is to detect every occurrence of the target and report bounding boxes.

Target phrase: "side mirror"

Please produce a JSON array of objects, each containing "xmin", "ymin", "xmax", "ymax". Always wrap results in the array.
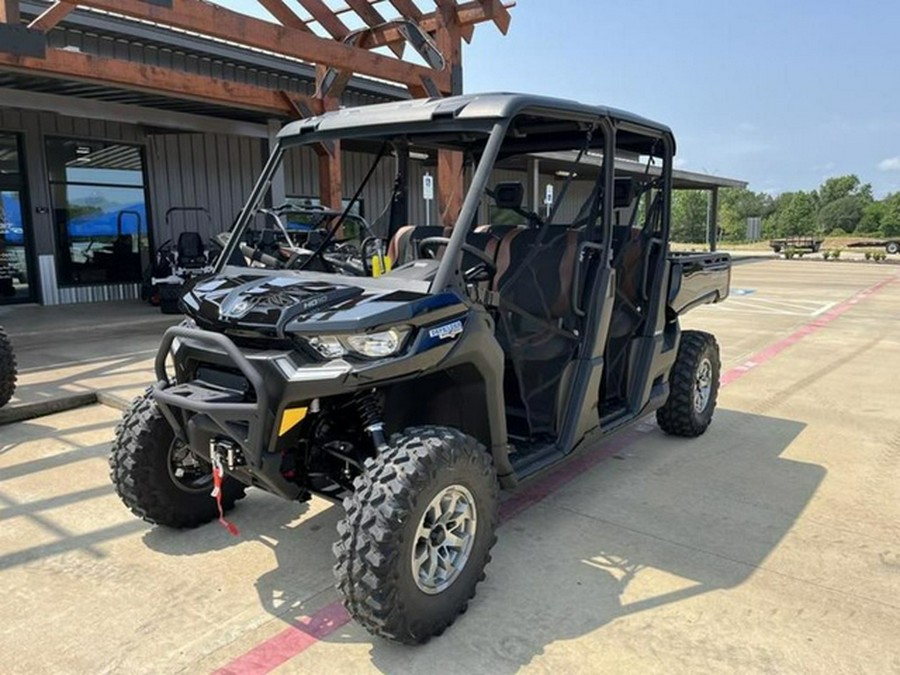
[{"xmin": 613, "ymin": 178, "xmax": 635, "ymax": 209}]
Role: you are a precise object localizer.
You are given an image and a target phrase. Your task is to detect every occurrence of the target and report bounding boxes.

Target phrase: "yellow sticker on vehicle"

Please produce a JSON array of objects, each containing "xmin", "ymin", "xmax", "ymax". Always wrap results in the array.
[{"xmin": 278, "ymin": 406, "xmax": 308, "ymax": 436}]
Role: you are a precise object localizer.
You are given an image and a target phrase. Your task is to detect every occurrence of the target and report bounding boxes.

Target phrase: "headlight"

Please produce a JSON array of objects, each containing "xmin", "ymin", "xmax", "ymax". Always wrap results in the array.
[
  {"xmin": 307, "ymin": 335, "xmax": 346, "ymax": 359},
  {"xmin": 345, "ymin": 328, "xmax": 408, "ymax": 358},
  {"xmin": 305, "ymin": 327, "xmax": 410, "ymax": 360}
]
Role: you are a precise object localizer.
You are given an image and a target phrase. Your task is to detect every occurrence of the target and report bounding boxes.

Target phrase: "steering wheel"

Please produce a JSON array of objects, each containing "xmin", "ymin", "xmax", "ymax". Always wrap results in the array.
[{"xmin": 417, "ymin": 236, "xmax": 497, "ymax": 282}]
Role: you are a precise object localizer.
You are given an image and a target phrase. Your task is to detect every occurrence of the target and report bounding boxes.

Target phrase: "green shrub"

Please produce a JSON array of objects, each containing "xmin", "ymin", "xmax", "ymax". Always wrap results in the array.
[
  {"xmin": 832, "ymin": 249, "xmax": 842, "ymax": 259},
  {"xmin": 821, "ymin": 250, "xmax": 831, "ymax": 260},
  {"xmin": 784, "ymin": 247, "xmax": 796, "ymax": 259},
  {"xmin": 864, "ymin": 251, "xmax": 872, "ymax": 260}
]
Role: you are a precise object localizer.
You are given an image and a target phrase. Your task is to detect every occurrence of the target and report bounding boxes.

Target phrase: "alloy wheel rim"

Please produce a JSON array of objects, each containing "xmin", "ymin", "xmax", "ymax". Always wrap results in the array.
[
  {"xmin": 693, "ymin": 357, "xmax": 713, "ymax": 413},
  {"xmin": 411, "ymin": 484, "xmax": 478, "ymax": 595}
]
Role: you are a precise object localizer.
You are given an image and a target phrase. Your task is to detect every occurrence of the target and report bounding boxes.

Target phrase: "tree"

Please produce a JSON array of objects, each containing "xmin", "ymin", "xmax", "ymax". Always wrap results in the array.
[
  {"xmin": 671, "ymin": 190, "xmax": 709, "ymax": 243},
  {"xmin": 717, "ymin": 187, "xmax": 775, "ymax": 240},
  {"xmin": 858, "ymin": 201, "xmax": 885, "ymax": 234},
  {"xmin": 817, "ymin": 195, "xmax": 865, "ymax": 233},
  {"xmin": 880, "ymin": 192, "xmax": 900, "ymax": 237},
  {"xmin": 818, "ymin": 175, "xmax": 872, "ymax": 206},
  {"xmin": 765, "ymin": 191, "xmax": 818, "ymax": 237}
]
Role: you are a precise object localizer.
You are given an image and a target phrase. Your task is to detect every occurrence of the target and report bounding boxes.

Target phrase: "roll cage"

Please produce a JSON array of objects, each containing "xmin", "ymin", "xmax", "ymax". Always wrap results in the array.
[{"xmin": 216, "ymin": 93, "xmax": 676, "ymax": 296}]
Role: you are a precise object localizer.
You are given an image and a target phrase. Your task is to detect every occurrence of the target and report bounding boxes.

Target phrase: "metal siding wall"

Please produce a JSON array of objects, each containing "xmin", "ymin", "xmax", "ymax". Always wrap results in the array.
[{"xmin": 147, "ymin": 132, "xmax": 265, "ymax": 245}]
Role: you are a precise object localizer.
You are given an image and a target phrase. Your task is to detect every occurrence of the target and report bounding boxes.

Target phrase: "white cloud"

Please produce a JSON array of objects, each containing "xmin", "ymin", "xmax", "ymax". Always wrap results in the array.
[
  {"xmin": 878, "ymin": 157, "xmax": 900, "ymax": 171},
  {"xmin": 674, "ymin": 157, "xmax": 688, "ymax": 169}
]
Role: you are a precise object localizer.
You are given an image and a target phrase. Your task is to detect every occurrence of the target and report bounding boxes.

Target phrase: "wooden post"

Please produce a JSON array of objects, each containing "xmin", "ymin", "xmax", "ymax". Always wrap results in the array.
[
  {"xmin": 435, "ymin": 2, "xmax": 464, "ymax": 229},
  {"xmin": 0, "ymin": 0, "xmax": 20, "ymax": 23},
  {"xmin": 317, "ymin": 143, "xmax": 342, "ymax": 211},
  {"xmin": 314, "ymin": 97, "xmax": 342, "ymax": 212}
]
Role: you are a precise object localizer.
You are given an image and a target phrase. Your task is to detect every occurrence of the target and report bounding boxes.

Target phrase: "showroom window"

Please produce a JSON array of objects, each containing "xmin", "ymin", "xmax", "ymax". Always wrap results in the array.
[
  {"xmin": 0, "ymin": 132, "xmax": 35, "ymax": 303},
  {"xmin": 46, "ymin": 138, "xmax": 150, "ymax": 286}
]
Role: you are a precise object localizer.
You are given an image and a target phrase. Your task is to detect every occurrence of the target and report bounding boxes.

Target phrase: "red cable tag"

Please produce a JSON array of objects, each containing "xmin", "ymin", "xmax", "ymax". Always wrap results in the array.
[{"xmin": 211, "ymin": 452, "xmax": 240, "ymax": 537}]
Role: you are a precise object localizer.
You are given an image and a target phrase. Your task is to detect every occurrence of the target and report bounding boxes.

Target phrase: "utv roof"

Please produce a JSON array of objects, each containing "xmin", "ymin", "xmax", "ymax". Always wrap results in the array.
[{"xmin": 277, "ymin": 92, "xmax": 673, "ymax": 142}]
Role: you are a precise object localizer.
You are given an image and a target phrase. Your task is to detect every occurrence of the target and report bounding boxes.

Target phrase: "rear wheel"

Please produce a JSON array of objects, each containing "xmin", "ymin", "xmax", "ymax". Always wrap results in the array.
[
  {"xmin": 886, "ymin": 241, "xmax": 899, "ymax": 255},
  {"xmin": 333, "ymin": 426, "xmax": 498, "ymax": 644},
  {"xmin": 109, "ymin": 392, "xmax": 246, "ymax": 527},
  {"xmin": 0, "ymin": 326, "xmax": 16, "ymax": 408},
  {"xmin": 657, "ymin": 330, "xmax": 720, "ymax": 437}
]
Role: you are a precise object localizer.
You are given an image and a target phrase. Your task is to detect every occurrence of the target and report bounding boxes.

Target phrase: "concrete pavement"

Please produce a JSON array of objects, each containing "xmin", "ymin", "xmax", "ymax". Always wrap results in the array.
[
  {"xmin": 0, "ymin": 301, "xmax": 177, "ymax": 419},
  {"xmin": 1, "ymin": 260, "xmax": 899, "ymax": 673}
]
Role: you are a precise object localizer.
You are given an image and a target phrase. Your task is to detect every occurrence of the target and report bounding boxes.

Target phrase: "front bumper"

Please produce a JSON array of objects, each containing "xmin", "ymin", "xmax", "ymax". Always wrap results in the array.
[
  {"xmin": 152, "ymin": 325, "xmax": 305, "ymax": 498},
  {"xmin": 151, "ymin": 321, "xmax": 463, "ymax": 499}
]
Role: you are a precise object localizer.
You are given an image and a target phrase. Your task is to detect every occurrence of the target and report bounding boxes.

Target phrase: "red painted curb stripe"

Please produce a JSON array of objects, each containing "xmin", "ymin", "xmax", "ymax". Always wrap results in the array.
[
  {"xmin": 213, "ymin": 602, "xmax": 351, "ymax": 675},
  {"xmin": 720, "ymin": 274, "xmax": 896, "ymax": 388},
  {"xmin": 214, "ymin": 272, "xmax": 897, "ymax": 674}
]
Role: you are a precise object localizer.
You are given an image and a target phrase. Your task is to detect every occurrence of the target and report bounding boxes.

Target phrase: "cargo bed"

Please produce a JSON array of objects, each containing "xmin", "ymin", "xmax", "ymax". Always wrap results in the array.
[{"xmin": 667, "ymin": 251, "xmax": 731, "ymax": 314}]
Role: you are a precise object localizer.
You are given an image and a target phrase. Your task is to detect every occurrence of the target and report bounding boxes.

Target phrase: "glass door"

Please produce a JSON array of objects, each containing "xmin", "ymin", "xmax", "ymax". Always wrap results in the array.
[{"xmin": 0, "ymin": 133, "xmax": 34, "ymax": 303}]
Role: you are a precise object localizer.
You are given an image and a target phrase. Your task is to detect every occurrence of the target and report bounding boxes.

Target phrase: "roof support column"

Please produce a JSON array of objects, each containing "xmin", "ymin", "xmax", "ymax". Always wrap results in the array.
[
  {"xmin": 267, "ymin": 119, "xmax": 286, "ymax": 207},
  {"xmin": 0, "ymin": 0, "xmax": 19, "ymax": 23},
  {"xmin": 526, "ymin": 157, "xmax": 540, "ymax": 212},
  {"xmin": 707, "ymin": 186, "xmax": 719, "ymax": 252},
  {"xmin": 311, "ymin": 97, "xmax": 343, "ymax": 213},
  {"xmin": 316, "ymin": 143, "xmax": 342, "ymax": 211},
  {"xmin": 436, "ymin": 1, "xmax": 464, "ymax": 228}
]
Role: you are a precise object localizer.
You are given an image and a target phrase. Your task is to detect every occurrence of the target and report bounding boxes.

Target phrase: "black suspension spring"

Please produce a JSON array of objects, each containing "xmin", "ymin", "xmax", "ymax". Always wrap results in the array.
[{"xmin": 354, "ymin": 389, "xmax": 387, "ymax": 451}]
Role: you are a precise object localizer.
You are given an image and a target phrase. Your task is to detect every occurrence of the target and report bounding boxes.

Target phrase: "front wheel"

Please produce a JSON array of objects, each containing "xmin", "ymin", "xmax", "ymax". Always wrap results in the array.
[
  {"xmin": 109, "ymin": 392, "xmax": 246, "ymax": 527},
  {"xmin": 657, "ymin": 330, "xmax": 721, "ymax": 437},
  {"xmin": 333, "ymin": 426, "xmax": 499, "ymax": 644},
  {"xmin": 886, "ymin": 241, "xmax": 900, "ymax": 255}
]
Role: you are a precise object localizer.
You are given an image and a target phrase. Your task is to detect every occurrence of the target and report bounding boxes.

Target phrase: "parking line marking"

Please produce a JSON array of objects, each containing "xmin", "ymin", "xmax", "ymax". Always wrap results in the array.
[{"xmin": 213, "ymin": 272, "xmax": 898, "ymax": 675}]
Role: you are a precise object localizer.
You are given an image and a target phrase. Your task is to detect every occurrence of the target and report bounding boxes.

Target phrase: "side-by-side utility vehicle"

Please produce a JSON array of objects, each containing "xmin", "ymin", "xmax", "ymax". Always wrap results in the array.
[{"xmin": 110, "ymin": 93, "xmax": 731, "ymax": 643}]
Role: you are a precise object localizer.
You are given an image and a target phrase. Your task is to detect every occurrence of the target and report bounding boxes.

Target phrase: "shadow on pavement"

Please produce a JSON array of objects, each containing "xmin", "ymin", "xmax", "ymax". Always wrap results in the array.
[{"xmin": 138, "ymin": 408, "xmax": 822, "ymax": 673}]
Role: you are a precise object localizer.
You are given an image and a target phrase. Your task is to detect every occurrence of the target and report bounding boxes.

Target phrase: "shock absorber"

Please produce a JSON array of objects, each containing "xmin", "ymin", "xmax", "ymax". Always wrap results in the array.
[{"xmin": 354, "ymin": 389, "xmax": 388, "ymax": 452}]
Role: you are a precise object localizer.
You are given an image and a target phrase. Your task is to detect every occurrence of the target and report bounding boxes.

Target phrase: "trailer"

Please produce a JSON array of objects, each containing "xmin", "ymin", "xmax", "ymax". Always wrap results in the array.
[
  {"xmin": 768, "ymin": 237, "xmax": 824, "ymax": 253},
  {"xmin": 847, "ymin": 239, "xmax": 900, "ymax": 255}
]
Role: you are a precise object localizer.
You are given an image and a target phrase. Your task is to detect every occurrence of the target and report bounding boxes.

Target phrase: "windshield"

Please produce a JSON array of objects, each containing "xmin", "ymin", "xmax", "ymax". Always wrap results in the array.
[{"xmin": 216, "ymin": 129, "xmax": 495, "ymax": 281}]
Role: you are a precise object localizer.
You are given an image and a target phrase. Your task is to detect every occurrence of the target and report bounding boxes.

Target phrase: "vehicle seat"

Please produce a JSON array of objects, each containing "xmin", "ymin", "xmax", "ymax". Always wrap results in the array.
[
  {"xmin": 386, "ymin": 225, "xmax": 448, "ymax": 265},
  {"xmin": 492, "ymin": 226, "xmax": 583, "ymax": 435},
  {"xmin": 386, "ymin": 225, "xmax": 508, "ymax": 275},
  {"xmin": 177, "ymin": 231, "xmax": 207, "ymax": 267}
]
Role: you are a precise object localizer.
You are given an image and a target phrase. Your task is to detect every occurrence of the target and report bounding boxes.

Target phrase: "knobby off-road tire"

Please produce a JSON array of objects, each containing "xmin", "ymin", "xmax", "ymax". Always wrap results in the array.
[
  {"xmin": 0, "ymin": 326, "xmax": 16, "ymax": 408},
  {"xmin": 334, "ymin": 426, "xmax": 499, "ymax": 644},
  {"xmin": 109, "ymin": 392, "xmax": 246, "ymax": 528},
  {"xmin": 657, "ymin": 330, "xmax": 721, "ymax": 437}
]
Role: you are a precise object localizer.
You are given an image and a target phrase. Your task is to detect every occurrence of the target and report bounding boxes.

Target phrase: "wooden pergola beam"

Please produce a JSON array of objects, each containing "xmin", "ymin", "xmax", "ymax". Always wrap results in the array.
[
  {"xmin": 297, "ymin": 0, "xmax": 349, "ymax": 39},
  {"xmin": 257, "ymin": 0, "xmax": 311, "ymax": 32},
  {"xmin": 387, "ymin": 0, "xmax": 423, "ymax": 21},
  {"xmin": 0, "ymin": 47, "xmax": 313, "ymax": 117},
  {"xmin": 357, "ymin": 1, "xmax": 512, "ymax": 49},
  {"xmin": 344, "ymin": 0, "xmax": 404, "ymax": 56},
  {"xmin": 477, "ymin": 0, "xmax": 512, "ymax": 34},
  {"xmin": 69, "ymin": 0, "xmax": 451, "ymax": 93},
  {"xmin": 27, "ymin": 0, "xmax": 75, "ymax": 31}
]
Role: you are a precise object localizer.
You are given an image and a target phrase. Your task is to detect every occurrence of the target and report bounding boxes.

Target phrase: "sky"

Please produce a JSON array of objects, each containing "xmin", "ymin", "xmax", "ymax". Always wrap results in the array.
[{"xmin": 220, "ymin": 1, "xmax": 900, "ymax": 197}]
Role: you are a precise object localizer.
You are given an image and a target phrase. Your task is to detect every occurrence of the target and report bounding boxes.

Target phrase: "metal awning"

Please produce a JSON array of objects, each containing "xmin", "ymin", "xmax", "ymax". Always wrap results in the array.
[{"xmin": 525, "ymin": 151, "xmax": 747, "ymax": 191}]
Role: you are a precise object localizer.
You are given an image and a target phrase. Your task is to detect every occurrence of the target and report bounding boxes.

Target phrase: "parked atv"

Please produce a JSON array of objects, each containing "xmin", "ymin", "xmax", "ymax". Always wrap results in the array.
[
  {"xmin": 110, "ymin": 93, "xmax": 731, "ymax": 644},
  {"xmin": 0, "ymin": 325, "xmax": 16, "ymax": 408}
]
